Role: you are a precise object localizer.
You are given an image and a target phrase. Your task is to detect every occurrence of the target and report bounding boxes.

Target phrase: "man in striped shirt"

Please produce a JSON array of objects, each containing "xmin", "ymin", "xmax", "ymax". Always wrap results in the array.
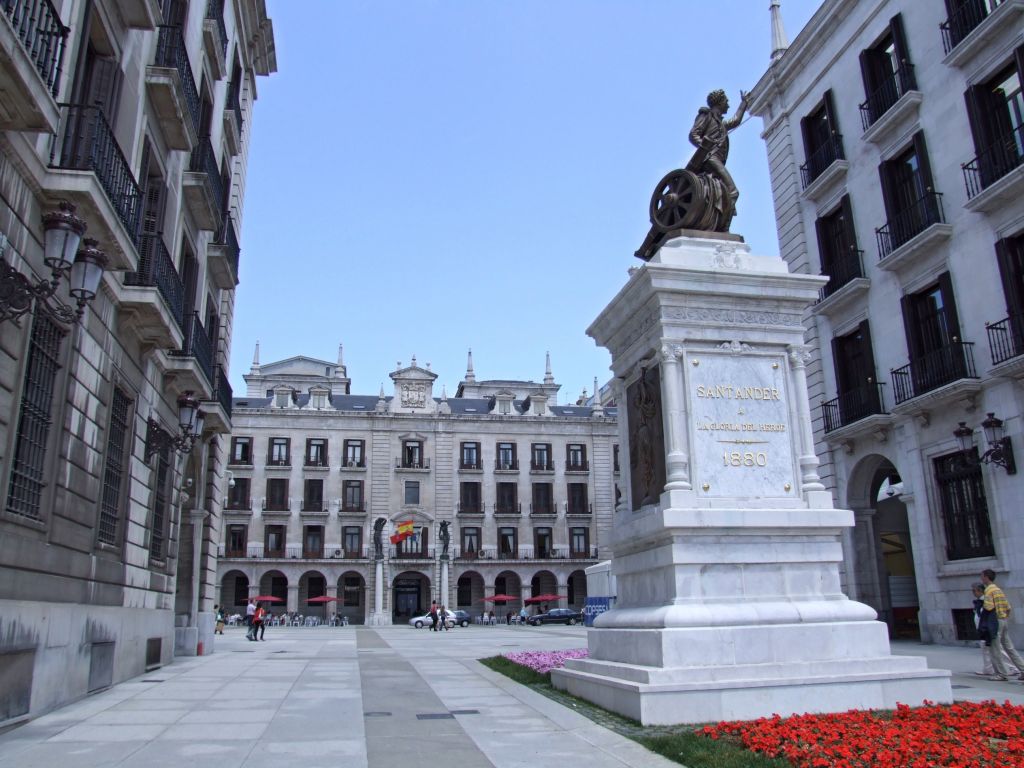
[{"xmin": 981, "ymin": 569, "xmax": 1024, "ymax": 682}]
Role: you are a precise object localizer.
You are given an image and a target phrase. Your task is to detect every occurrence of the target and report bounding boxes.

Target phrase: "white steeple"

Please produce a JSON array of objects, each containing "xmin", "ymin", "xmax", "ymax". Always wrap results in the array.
[
  {"xmin": 544, "ymin": 351, "xmax": 554, "ymax": 385},
  {"xmin": 770, "ymin": 0, "xmax": 789, "ymax": 63},
  {"xmin": 465, "ymin": 348, "xmax": 476, "ymax": 383},
  {"xmin": 251, "ymin": 340, "xmax": 260, "ymax": 371},
  {"xmin": 336, "ymin": 343, "xmax": 345, "ymax": 372}
]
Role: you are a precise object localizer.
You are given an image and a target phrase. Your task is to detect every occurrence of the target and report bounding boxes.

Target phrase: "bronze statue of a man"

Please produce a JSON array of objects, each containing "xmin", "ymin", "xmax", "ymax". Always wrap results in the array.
[{"xmin": 687, "ymin": 89, "xmax": 748, "ymax": 213}]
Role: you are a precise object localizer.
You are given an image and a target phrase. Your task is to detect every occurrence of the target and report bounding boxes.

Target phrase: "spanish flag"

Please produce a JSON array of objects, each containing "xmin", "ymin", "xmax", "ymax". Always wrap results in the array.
[{"xmin": 389, "ymin": 520, "xmax": 416, "ymax": 545}]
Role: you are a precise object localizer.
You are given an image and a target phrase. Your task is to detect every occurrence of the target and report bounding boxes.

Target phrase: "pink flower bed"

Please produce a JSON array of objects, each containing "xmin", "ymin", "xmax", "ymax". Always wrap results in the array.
[{"xmin": 503, "ymin": 648, "xmax": 589, "ymax": 674}]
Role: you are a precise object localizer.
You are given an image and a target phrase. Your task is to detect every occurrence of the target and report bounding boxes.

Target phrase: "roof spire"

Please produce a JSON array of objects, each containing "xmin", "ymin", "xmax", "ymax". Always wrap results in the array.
[
  {"xmin": 543, "ymin": 351, "xmax": 554, "ymax": 385},
  {"xmin": 592, "ymin": 376, "xmax": 605, "ymax": 416},
  {"xmin": 337, "ymin": 343, "xmax": 344, "ymax": 367},
  {"xmin": 770, "ymin": 0, "xmax": 789, "ymax": 63},
  {"xmin": 465, "ymin": 348, "xmax": 476, "ymax": 383},
  {"xmin": 251, "ymin": 340, "xmax": 260, "ymax": 368}
]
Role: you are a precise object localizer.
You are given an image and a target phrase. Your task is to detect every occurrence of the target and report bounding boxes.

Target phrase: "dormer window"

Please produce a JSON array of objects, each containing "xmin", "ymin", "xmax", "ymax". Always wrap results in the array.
[
  {"xmin": 309, "ymin": 388, "xmax": 329, "ymax": 409},
  {"xmin": 274, "ymin": 389, "xmax": 291, "ymax": 408}
]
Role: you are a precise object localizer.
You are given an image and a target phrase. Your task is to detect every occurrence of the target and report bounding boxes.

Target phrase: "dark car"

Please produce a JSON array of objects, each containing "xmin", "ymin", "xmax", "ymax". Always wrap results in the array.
[{"xmin": 528, "ymin": 608, "xmax": 582, "ymax": 626}]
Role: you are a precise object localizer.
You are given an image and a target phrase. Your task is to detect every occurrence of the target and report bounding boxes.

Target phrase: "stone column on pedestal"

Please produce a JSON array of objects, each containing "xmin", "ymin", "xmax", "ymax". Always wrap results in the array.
[
  {"xmin": 372, "ymin": 558, "xmax": 384, "ymax": 625},
  {"xmin": 287, "ymin": 585, "xmax": 299, "ymax": 614},
  {"xmin": 326, "ymin": 584, "xmax": 338, "ymax": 621},
  {"xmin": 440, "ymin": 556, "xmax": 450, "ymax": 610},
  {"xmin": 550, "ymin": 232, "xmax": 952, "ymax": 725}
]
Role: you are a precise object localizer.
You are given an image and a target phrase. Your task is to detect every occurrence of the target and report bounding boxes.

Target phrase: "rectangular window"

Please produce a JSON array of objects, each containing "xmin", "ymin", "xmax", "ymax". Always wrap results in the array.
[
  {"xmin": 800, "ymin": 90, "xmax": 844, "ymax": 187},
  {"xmin": 531, "ymin": 483, "xmax": 553, "ymax": 515},
  {"xmin": 404, "ymin": 481, "xmax": 420, "ymax": 505},
  {"xmin": 306, "ymin": 438, "xmax": 327, "ymax": 467},
  {"xmin": 343, "ymin": 526, "xmax": 362, "ymax": 557},
  {"xmin": 398, "ymin": 526, "xmax": 427, "ymax": 556},
  {"xmin": 964, "ymin": 57, "xmax": 1024, "ymax": 193},
  {"xmin": 6, "ymin": 315, "xmax": 65, "ymax": 521},
  {"xmin": 613, "ymin": 445, "xmax": 620, "ymax": 473},
  {"xmin": 570, "ymin": 526, "xmax": 589, "ymax": 556},
  {"xmin": 303, "ymin": 525, "xmax": 324, "ymax": 558},
  {"xmin": 230, "ymin": 436, "xmax": 252, "ymax": 465},
  {"xmin": 896, "ymin": 274, "xmax": 970, "ymax": 402},
  {"xmin": 496, "ymin": 442, "xmax": 517, "ymax": 470},
  {"xmin": 149, "ymin": 444, "xmax": 171, "ymax": 560},
  {"xmin": 825, "ymin": 320, "xmax": 883, "ymax": 433},
  {"xmin": 859, "ymin": 14, "xmax": 916, "ymax": 129},
  {"xmin": 878, "ymin": 132, "xmax": 941, "ymax": 255},
  {"xmin": 566, "ymin": 444, "xmax": 588, "ymax": 471},
  {"xmin": 460, "ymin": 441, "xmax": 480, "ymax": 469},
  {"xmin": 935, "ymin": 450, "xmax": 994, "ymax": 560},
  {"xmin": 457, "ymin": 575, "xmax": 472, "ymax": 606},
  {"xmin": 228, "ymin": 477, "xmax": 251, "ymax": 509},
  {"xmin": 534, "ymin": 527, "xmax": 552, "ymax": 558},
  {"xmin": 97, "ymin": 387, "xmax": 132, "ymax": 546},
  {"xmin": 233, "ymin": 575, "xmax": 248, "ymax": 606},
  {"xmin": 403, "ymin": 440, "xmax": 422, "ymax": 468},
  {"xmin": 567, "ymin": 483, "xmax": 589, "ymax": 515},
  {"xmin": 815, "ymin": 196, "xmax": 862, "ymax": 299},
  {"xmin": 343, "ymin": 439, "xmax": 365, "ymax": 467},
  {"xmin": 268, "ymin": 437, "xmax": 290, "ymax": 466},
  {"xmin": 496, "ymin": 482, "xmax": 517, "ymax": 514},
  {"xmin": 343, "ymin": 480, "xmax": 364, "ymax": 511},
  {"xmin": 498, "ymin": 526, "xmax": 517, "ymax": 557},
  {"xmin": 226, "ymin": 524, "xmax": 247, "ymax": 557},
  {"xmin": 531, "ymin": 443, "xmax": 552, "ymax": 471},
  {"xmin": 459, "ymin": 482, "xmax": 481, "ymax": 513},
  {"xmin": 343, "ymin": 575, "xmax": 362, "ymax": 606},
  {"xmin": 994, "ymin": 234, "xmax": 1024, "ymax": 364},
  {"xmin": 461, "ymin": 526, "xmax": 480, "ymax": 555},
  {"xmin": 266, "ymin": 478, "xmax": 288, "ymax": 510},
  {"xmin": 303, "ymin": 479, "xmax": 324, "ymax": 511},
  {"xmin": 265, "ymin": 525, "xmax": 285, "ymax": 557}
]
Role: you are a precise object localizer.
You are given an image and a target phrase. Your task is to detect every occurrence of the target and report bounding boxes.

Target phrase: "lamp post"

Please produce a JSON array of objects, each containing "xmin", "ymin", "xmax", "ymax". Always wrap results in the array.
[
  {"xmin": 145, "ymin": 392, "xmax": 206, "ymax": 461},
  {"xmin": 954, "ymin": 413, "xmax": 1016, "ymax": 475},
  {"xmin": 0, "ymin": 201, "xmax": 107, "ymax": 326}
]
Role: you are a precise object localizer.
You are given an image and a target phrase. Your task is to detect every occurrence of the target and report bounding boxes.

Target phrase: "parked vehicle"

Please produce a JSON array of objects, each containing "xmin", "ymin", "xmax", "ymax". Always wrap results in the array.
[
  {"xmin": 528, "ymin": 608, "xmax": 582, "ymax": 626},
  {"xmin": 409, "ymin": 609, "xmax": 470, "ymax": 628}
]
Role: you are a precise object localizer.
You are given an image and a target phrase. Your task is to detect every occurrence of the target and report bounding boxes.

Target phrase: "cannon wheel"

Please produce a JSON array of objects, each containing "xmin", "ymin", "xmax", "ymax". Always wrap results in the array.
[{"xmin": 649, "ymin": 169, "xmax": 695, "ymax": 232}]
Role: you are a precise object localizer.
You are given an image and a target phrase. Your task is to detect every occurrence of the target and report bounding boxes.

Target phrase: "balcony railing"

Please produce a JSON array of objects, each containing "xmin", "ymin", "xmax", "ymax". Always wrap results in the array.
[
  {"xmin": 530, "ymin": 503, "xmax": 556, "ymax": 516},
  {"xmin": 224, "ymin": 499, "xmax": 251, "ymax": 511},
  {"xmin": 188, "ymin": 136, "xmax": 224, "ymax": 222},
  {"xmin": 263, "ymin": 499, "xmax": 290, "ymax": 512},
  {"xmin": 3, "ymin": 0, "xmax": 68, "ymax": 97},
  {"xmin": 154, "ymin": 24, "xmax": 200, "ymax": 138},
  {"xmin": 566, "ymin": 502, "xmax": 593, "ymax": 516},
  {"xmin": 391, "ymin": 546, "xmax": 433, "ymax": 559},
  {"xmin": 822, "ymin": 383, "xmax": 887, "ymax": 433},
  {"xmin": 453, "ymin": 546, "xmax": 599, "ymax": 561},
  {"xmin": 340, "ymin": 501, "xmax": 365, "ymax": 513},
  {"xmin": 225, "ymin": 75, "xmax": 243, "ymax": 137},
  {"xmin": 170, "ymin": 311, "xmax": 215, "ymax": 387},
  {"xmin": 986, "ymin": 314, "xmax": 1024, "ymax": 366},
  {"xmin": 859, "ymin": 63, "xmax": 917, "ymax": 130},
  {"xmin": 341, "ymin": 547, "xmax": 368, "ymax": 559},
  {"xmin": 457, "ymin": 503, "xmax": 483, "ymax": 514},
  {"xmin": 395, "ymin": 458, "xmax": 430, "ymax": 469},
  {"xmin": 342, "ymin": 458, "xmax": 365, "ymax": 468},
  {"xmin": 963, "ymin": 123, "xmax": 1024, "ymax": 199},
  {"xmin": 304, "ymin": 458, "xmax": 329, "ymax": 468},
  {"xmin": 459, "ymin": 460, "xmax": 482, "ymax": 470},
  {"xmin": 266, "ymin": 458, "xmax": 290, "ymax": 467},
  {"xmin": 301, "ymin": 502, "xmax": 326, "ymax": 513},
  {"xmin": 530, "ymin": 460, "xmax": 554, "ymax": 471},
  {"xmin": 876, "ymin": 192, "xmax": 945, "ymax": 258},
  {"xmin": 214, "ymin": 214, "xmax": 240, "ymax": 276},
  {"xmin": 495, "ymin": 458, "xmax": 519, "ymax": 471},
  {"xmin": 302, "ymin": 547, "xmax": 324, "ymax": 559},
  {"xmin": 218, "ymin": 545, "xmax": 303, "ymax": 559},
  {"xmin": 494, "ymin": 502, "xmax": 521, "ymax": 516},
  {"xmin": 565, "ymin": 460, "xmax": 589, "ymax": 472},
  {"xmin": 891, "ymin": 341, "xmax": 978, "ymax": 404},
  {"xmin": 941, "ymin": 0, "xmax": 1002, "ymax": 53},
  {"xmin": 124, "ymin": 233, "xmax": 185, "ymax": 330},
  {"xmin": 800, "ymin": 133, "xmax": 846, "ymax": 188},
  {"xmin": 50, "ymin": 104, "xmax": 141, "ymax": 237},
  {"xmin": 204, "ymin": 0, "xmax": 227, "ymax": 60},
  {"xmin": 819, "ymin": 249, "xmax": 865, "ymax": 301},
  {"xmin": 214, "ymin": 365, "xmax": 232, "ymax": 419}
]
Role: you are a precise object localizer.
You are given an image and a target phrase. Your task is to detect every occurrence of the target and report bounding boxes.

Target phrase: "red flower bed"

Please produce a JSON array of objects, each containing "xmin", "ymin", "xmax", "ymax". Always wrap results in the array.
[{"xmin": 700, "ymin": 701, "xmax": 1024, "ymax": 767}]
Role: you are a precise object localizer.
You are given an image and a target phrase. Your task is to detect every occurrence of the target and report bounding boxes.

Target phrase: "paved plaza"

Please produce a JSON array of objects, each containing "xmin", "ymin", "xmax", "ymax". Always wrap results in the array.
[{"xmin": 0, "ymin": 626, "xmax": 1022, "ymax": 768}]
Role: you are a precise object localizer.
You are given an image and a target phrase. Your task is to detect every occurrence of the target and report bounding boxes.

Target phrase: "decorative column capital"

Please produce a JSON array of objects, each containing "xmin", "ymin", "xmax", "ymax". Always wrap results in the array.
[
  {"xmin": 788, "ymin": 345, "xmax": 812, "ymax": 369},
  {"xmin": 660, "ymin": 344, "xmax": 684, "ymax": 363}
]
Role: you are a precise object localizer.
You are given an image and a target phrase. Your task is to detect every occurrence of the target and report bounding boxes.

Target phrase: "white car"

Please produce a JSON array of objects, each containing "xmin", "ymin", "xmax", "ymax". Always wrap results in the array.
[{"xmin": 409, "ymin": 610, "xmax": 469, "ymax": 628}]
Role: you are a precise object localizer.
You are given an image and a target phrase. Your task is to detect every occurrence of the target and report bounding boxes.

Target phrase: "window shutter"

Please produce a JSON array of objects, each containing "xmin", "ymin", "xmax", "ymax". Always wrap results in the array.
[
  {"xmin": 831, "ymin": 335, "xmax": 845, "ymax": 393},
  {"xmin": 912, "ymin": 131, "xmax": 935, "ymax": 193},
  {"xmin": 823, "ymin": 89, "xmax": 841, "ymax": 138},
  {"xmin": 900, "ymin": 293, "xmax": 923, "ymax": 360},
  {"xmin": 859, "ymin": 320, "xmax": 878, "ymax": 385},
  {"xmin": 995, "ymin": 237, "xmax": 1024, "ymax": 317},
  {"xmin": 963, "ymin": 84, "xmax": 993, "ymax": 157},
  {"xmin": 937, "ymin": 271, "xmax": 963, "ymax": 342},
  {"xmin": 800, "ymin": 112, "xmax": 814, "ymax": 166},
  {"xmin": 1015, "ymin": 44, "xmax": 1024, "ymax": 83},
  {"xmin": 878, "ymin": 160, "xmax": 897, "ymax": 222},
  {"xmin": 859, "ymin": 49, "xmax": 876, "ymax": 102},
  {"xmin": 814, "ymin": 214, "xmax": 832, "ymax": 273},
  {"xmin": 890, "ymin": 14, "xmax": 916, "ymax": 89},
  {"xmin": 840, "ymin": 194, "xmax": 858, "ymax": 252}
]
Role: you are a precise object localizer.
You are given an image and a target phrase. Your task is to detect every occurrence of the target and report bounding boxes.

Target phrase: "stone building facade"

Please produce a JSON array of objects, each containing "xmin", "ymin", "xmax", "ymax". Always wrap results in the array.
[
  {"xmin": 216, "ymin": 349, "xmax": 617, "ymax": 624},
  {"xmin": 0, "ymin": 0, "xmax": 274, "ymax": 722},
  {"xmin": 749, "ymin": 0, "xmax": 1024, "ymax": 643}
]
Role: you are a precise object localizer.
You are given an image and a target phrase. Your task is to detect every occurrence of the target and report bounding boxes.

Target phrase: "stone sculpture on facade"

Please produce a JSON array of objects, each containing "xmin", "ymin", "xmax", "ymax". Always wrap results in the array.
[
  {"xmin": 372, "ymin": 517, "xmax": 386, "ymax": 560},
  {"xmin": 635, "ymin": 88, "xmax": 749, "ymax": 260}
]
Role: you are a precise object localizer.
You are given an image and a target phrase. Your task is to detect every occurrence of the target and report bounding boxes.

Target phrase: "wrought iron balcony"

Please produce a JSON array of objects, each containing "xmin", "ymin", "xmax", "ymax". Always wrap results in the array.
[
  {"xmin": 800, "ymin": 133, "xmax": 845, "ymax": 189},
  {"xmin": 304, "ymin": 458, "xmax": 329, "ymax": 469},
  {"xmin": 185, "ymin": 137, "xmax": 224, "ymax": 229},
  {"xmin": 302, "ymin": 547, "xmax": 325, "ymax": 559},
  {"xmin": 263, "ymin": 498, "xmax": 290, "ymax": 512},
  {"xmin": 301, "ymin": 501, "xmax": 326, "ymax": 514},
  {"xmin": 457, "ymin": 503, "xmax": 483, "ymax": 515},
  {"xmin": 341, "ymin": 547, "xmax": 368, "ymax": 559},
  {"xmin": 213, "ymin": 364, "xmax": 232, "ymax": 419},
  {"xmin": 530, "ymin": 459, "xmax": 554, "ymax": 472},
  {"xmin": 459, "ymin": 460, "xmax": 482, "ymax": 470},
  {"xmin": 876, "ymin": 192, "xmax": 945, "ymax": 259},
  {"xmin": 941, "ymin": 0, "xmax": 1003, "ymax": 53},
  {"xmin": 494, "ymin": 501, "xmax": 521, "ymax": 516},
  {"xmin": 169, "ymin": 311, "xmax": 215, "ymax": 388},
  {"xmin": 266, "ymin": 458, "xmax": 290, "ymax": 467},
  {"xmin": 494, "ymin": 458, "xmax": 519, "ymax": 471},
  {"xmin": 986, "ymin": 314, "xmax": 1024, "ymax": 366},
  {"xmin": 566, "ymin": 501, "xmax": 593, "ymax": 516},
  {"xmin": 395, "ymin": 457, "xmax": 430, "ymax": 469},
  {"xmin": 208, "ymin": 215, "xmax": 240, "ymax": 289},
  {"xmin": 822, "ymin": 383, "xmax": 887, "ymax": 433},
  {"xmin": 226, "ymin": 75, "xmax": 243, "ymax": 137},
  {"xmin": 153, "ymin": 24, "xmax": 200, "ymax": 138},
  {"xmin": 891, "ymin": 341, "xmax": 978, "ymax": 405},
  {"xmin": 123, "ymin": 233, "xmax": 185, "ymax": 332},
  {"xmin": 204, "ymin": 0, "xmax": 227, "ymax": 60},
  {"xmin": 963, "ymin": 123, "xmax": 1024, "ymax": 200},
  {"xmin": 224, "ymin": 498, "xmax": 251, "ymax": 511},
  {"xmin": 530, "ymin": 503, "xmax": 556, "ymax": 516},
  {"xmin": 859, "ymin": 63, "xmax": 917, "ymax": 131},
  {"xmin": 819, "ymin": 249, "xmax": 865, "ymax": 302},
  {"xmin": 2, "ymin": 0, "xmax": 68, "ymax": 98},
  {"xmin": 565, "ymin": 459, "xmax": 590, "ymax": 472},
  {"xmin": 391, "ymin": 546, "xmax": 433, "ymax": 559},
  {"xmin": 50, "ymin": 104, "xmax": 141, "ymax": 239},
  {"xmin": 340, "ymin": 501, "xmax": 365, "ymax": 512}
]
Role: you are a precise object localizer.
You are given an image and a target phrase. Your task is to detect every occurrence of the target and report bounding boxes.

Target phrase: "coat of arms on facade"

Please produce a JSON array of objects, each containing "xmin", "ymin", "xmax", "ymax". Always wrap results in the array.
[{"xmin": 401, "ymin": 382, "xmax": 427, "ymax": 407}]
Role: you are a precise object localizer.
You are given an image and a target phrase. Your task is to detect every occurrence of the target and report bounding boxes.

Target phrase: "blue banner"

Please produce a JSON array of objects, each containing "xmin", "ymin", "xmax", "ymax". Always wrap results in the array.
[{"xmin": 583, "ymin": 596, "xmax": 612, "ymax": 626}]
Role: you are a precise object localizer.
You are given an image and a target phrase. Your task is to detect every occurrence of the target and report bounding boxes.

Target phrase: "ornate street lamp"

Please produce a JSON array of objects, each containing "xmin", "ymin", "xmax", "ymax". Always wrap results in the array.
[
  {"xmin": 0, "ymin": 201, "xmax": 107, "ymax": 326},
  {"xmin": 953, "ymin": 413, "xmax": 1016, "ymax": 475},
  {"xmin": 145, "ymin": 392, "xmax": 206, "ymax": 461}
]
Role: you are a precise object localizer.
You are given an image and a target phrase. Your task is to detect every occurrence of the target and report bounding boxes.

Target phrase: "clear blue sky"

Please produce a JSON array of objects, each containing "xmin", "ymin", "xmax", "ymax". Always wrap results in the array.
[{"xmin": 232, "ymin": 0, "xmax": 823, "ymax": 402}]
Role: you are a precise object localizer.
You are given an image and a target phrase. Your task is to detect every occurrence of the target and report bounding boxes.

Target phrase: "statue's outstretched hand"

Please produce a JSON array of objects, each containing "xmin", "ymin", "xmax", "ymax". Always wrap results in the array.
[{"xmin": 739, "ymin": 90, "xmax": 749, "ymax": 107}]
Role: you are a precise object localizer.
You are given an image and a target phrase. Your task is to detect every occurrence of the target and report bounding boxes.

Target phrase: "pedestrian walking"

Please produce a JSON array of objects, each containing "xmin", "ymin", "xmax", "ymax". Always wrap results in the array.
[
  {"xmin": 245, "ymin": 598, "xmax": 256, "ymax": 634},
  {"xmin": 519, "ymin": 606, "xmax": 528, "ymax": 625},
  {"xmin": 971, "ymin": 583, "xmax": 1002, "ymax": 676},
  {"xmin": 429, "ymin": 600, "xmax": 439, "ymax": 632},
  {"xmin": 249, "ymin": 601, "xmax": 266, "ymax": 641},
  {"xmin": 258, "ymin": 607, "xmax": 268, "ymax": 640},
  {"xmin": 440, "ymin": 605, "xmax": 450, "ymax": 631},
  {"xmin": 214, "ymin": 604, "xmax": 225, "ymax": 635},
  {"xmin": 980, "ymin": 569, "xmax": 1024, "ymax": 681}
]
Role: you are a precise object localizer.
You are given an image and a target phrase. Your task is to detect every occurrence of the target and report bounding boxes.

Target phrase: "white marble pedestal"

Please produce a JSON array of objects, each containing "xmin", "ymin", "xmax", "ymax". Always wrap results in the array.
[{"xmin": 550, "ymin": 233, "xmax": 951, "ymax": 725}]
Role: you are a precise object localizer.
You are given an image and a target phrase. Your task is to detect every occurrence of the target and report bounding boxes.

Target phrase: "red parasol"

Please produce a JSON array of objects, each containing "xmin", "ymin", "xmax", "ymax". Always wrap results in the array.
[
  {"xmin": 483, "ymin": 594, "xmax": 519, "ymax": 602},
  {"xmin": 251, "ymin": 595, "xmax": 284, "ymax": 602},
  {"xmin": 524, "ymin": 594, "xmax": 561, "ymax": 604},
  {"xmin": 307, "ymin": 596, "xmax": 340, "ymax": 603}
]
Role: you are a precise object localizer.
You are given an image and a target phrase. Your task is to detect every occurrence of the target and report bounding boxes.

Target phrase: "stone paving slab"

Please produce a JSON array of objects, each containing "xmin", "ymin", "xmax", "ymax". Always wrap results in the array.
[{"xmin": 1, "ymin": 627, "xmax": 1022, "ymax": 768}]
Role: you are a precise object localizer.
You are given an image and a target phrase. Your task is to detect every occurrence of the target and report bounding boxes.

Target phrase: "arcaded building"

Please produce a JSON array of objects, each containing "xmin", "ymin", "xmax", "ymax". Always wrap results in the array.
[
  {"xmin": 0, "ymin": 0, "xmax": 274, "ymax": 721},
  {"xmin": 216, "ymin": 348, "xmax": 617, "ymax": 624},
  {"xmin": 749, "ymin": 0, "xmax": 1024, "ymax": 644}
]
